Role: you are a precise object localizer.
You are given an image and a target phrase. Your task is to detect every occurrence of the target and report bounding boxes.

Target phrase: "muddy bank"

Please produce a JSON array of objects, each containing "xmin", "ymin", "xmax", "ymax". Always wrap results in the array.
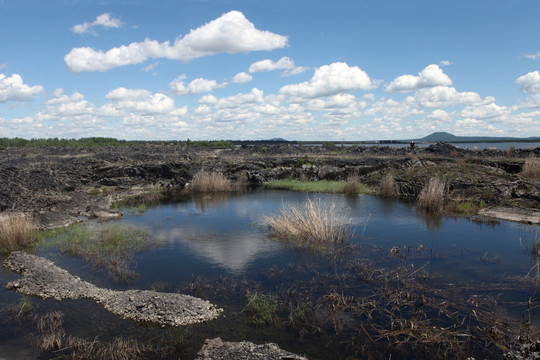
[
  {"xmin": 0, "ymin": 143, "xmax": 539, "ymax": 228},
  {"xmin": 4, "ymin": 251, "xmax": 223, "ymax": 326}
]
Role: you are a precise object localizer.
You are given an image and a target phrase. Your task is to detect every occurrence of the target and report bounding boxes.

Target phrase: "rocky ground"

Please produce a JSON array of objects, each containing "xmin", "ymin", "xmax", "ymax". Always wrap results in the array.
[
  {"xmin": 4, "ymin": 251, "xmax": 223, "ymax": 326},
  {"xmin": 2, "ymin": 143, "xmax": 540, "ymax": 359},
  {"xmin": 1, "ymin": 142, "xmax": 539, "ymax": 228}
]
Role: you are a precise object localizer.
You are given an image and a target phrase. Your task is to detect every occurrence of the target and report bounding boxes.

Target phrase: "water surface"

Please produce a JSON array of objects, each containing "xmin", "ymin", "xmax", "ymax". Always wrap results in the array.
[{"xmin": 1, "ymin": 189, "xmax": 539, "ymax": 359}]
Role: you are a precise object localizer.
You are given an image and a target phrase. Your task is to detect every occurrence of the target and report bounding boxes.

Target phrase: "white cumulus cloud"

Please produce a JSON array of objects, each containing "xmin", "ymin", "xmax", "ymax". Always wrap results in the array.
[
  {"xmin": 65, "ymin": 11, "xmax": 288, "ymax": 72},
  {"xmin": 516, "ymin": 71, "xmax": 540, "ymax": 94},
  {"xmin": 231, "ymin": 72, "xmax": 253, "ymax": 84},
  {"xmin": 71, "ymin": 13, "xmax": 123, "ymax": 34},
  {"xmin": 249, "ymin": 57, "xmax": 307, "ymax": 76},
  {"xmin": 105, "ymin": 87, "xmax": 177, "ymax": 115},
  {"xmin": 169, "ymin": 75, "xmax": 227, "ymax": 95},
  {"xmin": 279, "ymin": 62, "xmax": 374, "ymax": 99},
  {"xmin": 0, "ymin": 73, "xmax": 43, "ymax": 102},
  {"xmin": 406, "ymin": 86, "xmax": 482, "ymax": 108},
  {"xmin": 386, "ymin": 64, "xmax": 452, "ymax": 92}
]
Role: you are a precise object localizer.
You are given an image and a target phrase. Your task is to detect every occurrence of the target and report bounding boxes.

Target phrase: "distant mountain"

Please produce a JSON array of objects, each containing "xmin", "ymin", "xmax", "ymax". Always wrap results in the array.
[
  {"xmin": 418, "ymin": 132, "xmax": 459, "ymax": 142},
  {"xmin": 413, "ymin": 132, "xmax": 540, "ymax": 143}
]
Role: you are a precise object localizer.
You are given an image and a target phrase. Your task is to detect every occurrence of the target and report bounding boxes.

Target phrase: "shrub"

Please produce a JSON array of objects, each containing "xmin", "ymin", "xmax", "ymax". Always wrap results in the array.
[
  {"xmin": 265, "ymin": 198, "xmax": 352, "ymax": 245},
  {"xmin": 417, "ymin": 177, "xmax": 447, "ymax": 213},
  {"xmin": 522, "ymin": 156, "xmax": 540, "ymax": 180},
  {"xmin": 379, "ymin": 172, "xmax": 397, "ymax": 198},
  {"xmin": 190, "ymin": 170, "xmax": 232, "ymax": 193},
  {"xmin": 0, "ymin": 213, "xmax": 36, "ymax": 253}
]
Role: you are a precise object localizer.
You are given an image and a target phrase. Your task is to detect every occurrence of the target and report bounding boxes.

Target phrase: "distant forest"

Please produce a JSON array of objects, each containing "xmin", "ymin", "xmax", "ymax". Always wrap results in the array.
[{"xmin": 0, "ymin": 137, "xmax": 235, "ymax": 148}]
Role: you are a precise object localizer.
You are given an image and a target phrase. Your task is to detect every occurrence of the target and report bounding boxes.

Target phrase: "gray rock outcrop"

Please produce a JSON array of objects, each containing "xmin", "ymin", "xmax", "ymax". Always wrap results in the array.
[
  {"xmin": 4, "ymin": 251, "xmax": 222, "ymax": 326},
  {"xmin": 195, "ymin": 338, "xmax": 308, "ymax": 360}
]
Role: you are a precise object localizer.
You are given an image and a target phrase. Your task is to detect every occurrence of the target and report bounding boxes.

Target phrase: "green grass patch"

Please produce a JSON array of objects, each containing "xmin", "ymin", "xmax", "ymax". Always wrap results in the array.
[
  {"xmin": 265, "ymin": 179, "xmax": 371, "ymax": 194},
  {"xmin": 44, "ymin": 222, "xmax": 158, "ymax": 282},
  {"xmin": 244, "ymin": 291, "xmax": 279, "ymax": 327},
  {"xmin": 455, "ymin": 200, "xmax": 486, "ymax": 215}
]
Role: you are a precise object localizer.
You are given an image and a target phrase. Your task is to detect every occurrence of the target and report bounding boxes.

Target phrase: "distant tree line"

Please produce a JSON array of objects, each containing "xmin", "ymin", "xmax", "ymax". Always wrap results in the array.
[{"xmin": 0, "ymin": 137, "xmax": 234, "ymax": 148}]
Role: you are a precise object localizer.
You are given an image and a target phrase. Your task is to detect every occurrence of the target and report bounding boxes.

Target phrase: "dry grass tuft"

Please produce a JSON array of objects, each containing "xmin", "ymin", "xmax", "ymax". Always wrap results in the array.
[
  {"xmin": 36, "ymin": 311, "xmax": 145, "ymax": 359},
  {"xmin": 343, "ymin": 174, "xmax": 360, "ymax": 195},
  {"xmin": 379, "ymin": 172, "xmax": 397, "ymax": 198},
  {"xmin": 190, "ymin": 170, "xmax": 232, "ymax": 192},
  {"xmin": 522, "ymin": 156, "xmax": 540, "ymax": 180},
  {"xmin": 265, "ymin": 198, "xmax": 352, "ymax": 245},
  {"xmin": 0, "ymin": 213, "xmax": 36, "ymax": 253},
  {"xmin": 417, "ymin": 177, "xmax": 447, "ymax": 213}
]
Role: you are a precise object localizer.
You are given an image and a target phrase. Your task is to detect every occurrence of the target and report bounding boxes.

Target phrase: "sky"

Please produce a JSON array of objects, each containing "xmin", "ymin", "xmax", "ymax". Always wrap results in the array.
[{"xmin": 1, "ymin": 0, "xmax": 540, "ymax": 141}]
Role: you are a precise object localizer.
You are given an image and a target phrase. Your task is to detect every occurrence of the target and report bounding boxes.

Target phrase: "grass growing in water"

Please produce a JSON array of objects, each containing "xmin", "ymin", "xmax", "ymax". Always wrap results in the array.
[
  {"xmin": 379, "ymin": 172, "xmax": 398, "ymax": 198},
  {"xmin": 266, "ymin": 179, "xmax": 371, "ymax": 194},
  {"xmin": 265, "ymin": 198, "xmax": 353, "ymax": 247},
  {"xmin": 0, "ymin": 213, "xmax": 36, "ymax": 253},
  {"xmin": 48, "ymin": 222, "xmax": 157, "ymax": 282},
  {"xmin": 190, "ymin": 170, "xmax": 232, "ymax": 193},
  {"xmin": 417, "ymin": 177, "xmax": 447, "ymax": 213},
  {"xmin": 244, "ymin": 291, "xmax": 279, "ymax": 327}
]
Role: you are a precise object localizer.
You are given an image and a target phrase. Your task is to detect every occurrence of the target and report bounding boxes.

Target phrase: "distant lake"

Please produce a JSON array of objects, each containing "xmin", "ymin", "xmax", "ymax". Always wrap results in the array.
[{"xmin": 301, "ymin": 142, "xmax": 540, "ymax": 150}]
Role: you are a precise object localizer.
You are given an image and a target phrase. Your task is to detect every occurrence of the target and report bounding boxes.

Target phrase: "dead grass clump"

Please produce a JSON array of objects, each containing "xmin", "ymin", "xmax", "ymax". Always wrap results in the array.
[
  {"xmin": 417, "ymin": 177, "xmax": 447, "ymax": 213},
  {"xmin": 37, "ymin": 311, "xmax": 65, "ymax": 352},
  {"xmin": 0, "ymin": 213, "xmax": 36, "ymax": 253},
  {"xmin": 265, "ymin": 198, "xmax": 352, "ymax": 245},
  {"xmin": 344, "ymin": 174, "xmax": 360, "ymax": 195},
  {"xmin": 379, "ymin": 172, "xmax": 397, "ymax": 198},
  {"xmin": 522, "ymin": 156, "xmax": 540, "ymax": 180},
  {"xmin": 36, "ymin": 311, "xmax": 145, "ymax": 359},
  {"xmin": 190, "ymin": 170, "xmax": 232, "ymax": 192}
]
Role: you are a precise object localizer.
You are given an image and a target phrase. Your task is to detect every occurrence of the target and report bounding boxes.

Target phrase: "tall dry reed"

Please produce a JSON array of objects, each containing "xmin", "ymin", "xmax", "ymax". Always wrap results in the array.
[
  {"xmin": 417, "ymin": 177, "xmax": 447, "ymax": 213},
  {"xmin": 379, "ymin": 172, "xmax": 397, "ymax": 198},
  {"xmin": 522, "ymin": 156, "xmax": 540, "ymax": 180},
  {"xmin": 265, "ymin": 198, "xmax": 352, "ymax": 244},
  {"xmin": 190, "ymin": 170, "xmax": 232, "ymax": 192},
  {"xmin": 0, "ymin": 213, "xmax": 36, "ymax": 253},
  {"xmin": 343, "ymin": 174, "xmax": 360, "ymax": 195}
]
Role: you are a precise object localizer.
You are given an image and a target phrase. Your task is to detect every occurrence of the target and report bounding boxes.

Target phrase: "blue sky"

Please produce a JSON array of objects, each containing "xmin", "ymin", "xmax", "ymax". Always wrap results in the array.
[{"xmin": 1, "ymin": 0, "xmax": 540, "ymax": 141}]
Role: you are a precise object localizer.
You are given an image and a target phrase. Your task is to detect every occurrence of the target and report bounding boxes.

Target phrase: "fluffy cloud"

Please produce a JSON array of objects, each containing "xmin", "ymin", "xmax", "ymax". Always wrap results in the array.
[
  {"xmin": 516, "ymin": 71, "xmax": 540, "ymax": 94},
  {"xmin": 169, "ymin": 75, "xmax": 227, "ymax": 95},
  {"xmin": 35, "ymin": 90, "xmax": 97, "ymax": 122},
  {"xmin": 65, "ymin": 11, "xmax": 288, "ymax": 72},
  {"xmin": 105, "ymin": 87, "xmax": 176, "ymax": 115},
  {"xmin": 386, "ymin": 64, "xmax": 452, "ymax": 92},
  {"xmin": 248, "ymin": 57, "xmax": 307, "ymax": 76},
  {"xmin": 460, "ymin": 102, "xmax": 510, "ymax": 121},
  {"xmin": 406, "ymin": 86, "xmax": 482, "ymax": 108},
  {"xmin": 231, "ymin": 72, "xmax": 253, "ymax": 84},
  {"xmin": 212, "ymin": 88, "xmax": 265, "ymax": 109},
  {"xmin": 279, "ymin": 62, "xmax": 374, "ymax": 99},
  {"xmin": 71, "ymin": 13, "xmax": 123, "ymax": 34},
  {"xmin": 0, "ymin": 73, "xmax": 43, "ymax": 102}
]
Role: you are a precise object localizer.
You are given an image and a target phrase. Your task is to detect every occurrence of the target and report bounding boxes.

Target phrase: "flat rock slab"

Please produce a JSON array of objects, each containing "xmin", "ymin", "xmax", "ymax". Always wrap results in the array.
[
  {"xmin": 195, "ymin": 338, "xmax": 308, "ymax": 360},
  {"xmin": 479, "ymin": 207, "xmax": 540, "ymax": 224},
  {"xmin": 4, "ymin": 251, "xmax": 222, "ymax": 326}
]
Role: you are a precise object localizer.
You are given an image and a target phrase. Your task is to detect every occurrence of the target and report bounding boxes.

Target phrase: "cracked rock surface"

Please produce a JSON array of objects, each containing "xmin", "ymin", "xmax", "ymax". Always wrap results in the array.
[{"xmin": 4, "ymin": 251, "xmax": 222, "ymax": 326}]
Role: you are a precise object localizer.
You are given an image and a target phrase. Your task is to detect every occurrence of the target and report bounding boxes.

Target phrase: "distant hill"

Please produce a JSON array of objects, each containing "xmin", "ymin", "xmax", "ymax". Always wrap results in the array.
[{"xmin": 413, "ymin": 132, "xmax": 540, "ymax": 143}]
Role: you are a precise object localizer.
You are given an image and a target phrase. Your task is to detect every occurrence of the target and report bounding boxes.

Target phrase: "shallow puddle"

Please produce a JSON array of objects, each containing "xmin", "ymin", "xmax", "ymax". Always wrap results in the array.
[{"xmin": 1, "ymin": 189, "xmax": 539, "ymax": 359}]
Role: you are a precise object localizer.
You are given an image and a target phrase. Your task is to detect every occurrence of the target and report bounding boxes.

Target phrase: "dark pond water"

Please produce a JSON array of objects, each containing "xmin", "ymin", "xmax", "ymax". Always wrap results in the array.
[{"xmin": 1, "ymin": 189, "xmax": 539, "ymax": 359}]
